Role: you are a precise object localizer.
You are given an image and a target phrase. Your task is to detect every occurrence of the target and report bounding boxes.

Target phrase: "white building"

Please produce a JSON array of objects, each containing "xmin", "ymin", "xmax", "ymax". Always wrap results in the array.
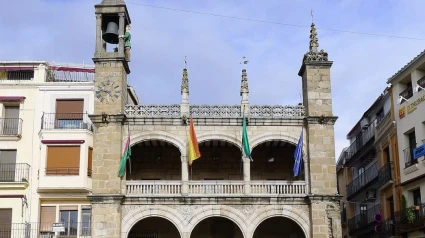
[
  {"xmin": 387, "ymin": 51, "xmax": 425, "ymax": 237},
  {"xmin": 0, "ymin": 61, "xmax": 138, "ymax": 236}
]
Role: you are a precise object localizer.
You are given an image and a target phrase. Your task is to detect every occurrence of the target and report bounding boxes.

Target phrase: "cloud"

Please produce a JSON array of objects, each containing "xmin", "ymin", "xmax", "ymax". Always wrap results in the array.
[{"xmin": 1, "ymin": 0, "xmax": 424, "ymax": 160}]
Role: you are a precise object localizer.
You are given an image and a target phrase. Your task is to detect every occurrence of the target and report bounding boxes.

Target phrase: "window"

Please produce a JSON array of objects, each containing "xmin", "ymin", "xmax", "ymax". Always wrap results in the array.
[
  {"xmin": 46, "ymin": 146, "xmax": 80, "ymax": 175},
  {"xmin": 0, "ymin": 150, "xmax": 17, "ymax": 182},
  {"xmin": 408, "ymin": 131, "xmax": 416, "ymax": 163},
  {"xmin": 39, "ymin": 206, "xmax": 56, "ymax": 232},
  {"xmin": 412, "ymin": 189, "xmax": 421, "ymax": 205},
  {"xmin": 81, "ymin": 208, "xmax": 91, "ymax": 235},
  {"xmin": 88, "ymin": 147, "xmax": 93, "ymax": 177},
  {"xmin": 55, "ymin": 99, "xmax": 84, "ymax": 129},
  {"xmin": 0, "ymin": 208, "xmax": 12, "ymax": 237},
  {"xmin": 383, "ymin": 146, "xmax": 391, "ymax": 164},
  {"xmin": 2, "ymin": 106, "xmax": 20, "ymax": 135},
  {"xmin": 60, "ymin": 206, "xmax": 78, "ymax": 236},
  {"xmin": 6, "ymin": 70, "xmax": 34, "ymax": 80}
]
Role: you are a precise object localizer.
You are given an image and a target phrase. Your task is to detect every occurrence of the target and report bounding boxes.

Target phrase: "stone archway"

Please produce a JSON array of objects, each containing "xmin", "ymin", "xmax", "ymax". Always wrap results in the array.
[
  {"xmin": 248, "ymin": 205, "xmax": 310, "ymax": 238},
  {"xmin": 127, "ymin": 131, "xmax": 186, "ymax": 156},
  {"xmin": 250, "ymin": 131, "xmax": 307, "ymax": 154},
  {"xmin": 197, "ymin": 131, "xmax": 242, "ymax": 150},
  {"xmin": 121, "ymin": 205, "xmax": 186, "ymax": 238}
]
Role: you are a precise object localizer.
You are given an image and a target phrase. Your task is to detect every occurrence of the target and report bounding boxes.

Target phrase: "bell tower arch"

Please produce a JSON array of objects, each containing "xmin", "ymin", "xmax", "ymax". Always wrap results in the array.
[{"xmin": 89, "ymin": 0, "xmax": 132, "ymax": 237}]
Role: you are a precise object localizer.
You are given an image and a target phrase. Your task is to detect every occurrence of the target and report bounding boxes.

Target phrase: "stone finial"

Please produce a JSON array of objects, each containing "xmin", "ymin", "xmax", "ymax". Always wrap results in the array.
[
  {"xmin": 101, "ymin": 0, "xmax": 125, "ymax": 5},
  {"xmin": 181, "ymin": 68, "xmax": 189, "ymax": 95},
  {"xmin": 240, "ymin": 69, "xmax": 249, "ymax": 96},
  {"xmin": 309, "ymin": 23, "xmax": 319, "ymax": 53}
]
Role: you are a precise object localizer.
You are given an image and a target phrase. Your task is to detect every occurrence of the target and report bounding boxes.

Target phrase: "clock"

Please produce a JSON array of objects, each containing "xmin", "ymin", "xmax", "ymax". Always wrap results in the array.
[{"xmin": 95, "ymin": 79, "xmax": 122, "ymax": 103}]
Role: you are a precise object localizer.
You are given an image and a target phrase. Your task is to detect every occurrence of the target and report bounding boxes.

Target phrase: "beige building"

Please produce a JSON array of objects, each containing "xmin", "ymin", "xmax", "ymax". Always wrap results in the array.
[
  {"xmin": 87, "ymin": 1, "xmax": 342, "ymax": 238},
  {"xmin": 387, "ymin": 50, "xmax": 425, "ymax": 237}
]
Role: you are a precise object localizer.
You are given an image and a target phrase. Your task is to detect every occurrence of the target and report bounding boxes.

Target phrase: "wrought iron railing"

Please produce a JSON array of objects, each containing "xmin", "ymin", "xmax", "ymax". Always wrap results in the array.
[
  {"xmin": 0, "ymin": 163, "xmax": 30, "ymax": 183},
  {"xmin": 347, "ymin": 162, "xmax": 378, "ymax": 198},
  {"xmin": 0, "ymin": 70, "xmax": 34, "ymax": 81},
  {"xmin": 403, "ymin": 146, "xmax": 417, "ymax": 168},
  {"xmin": 399, "ymin": 87, "xmax": 413, "ymax": 103},
  {"xmin": 46, "ymin": 65, "xmax": 94, "ymax": 82},
  {"xmin": 41, "ymin": 113, "xmax": 93, "ymax": 131},
  {"xmin": 395, "ymin": 203, "xmax": 425, "ymax": 234},
  {"xmin": 348, "ymin": 204, "xmax": 380, "ymax": 233},
  {"xmin": 377, "ymin": 218, "xmax": 395, "ymax": 238},
  {"xmin": 344, "ymin": 121, "xmax": 376, "ymax": 165},
  {"xmin": 418, "ymin": 76, "xmax": 425, "ymax": 91},
  {"xmin": 0, "ymin": 222, "xmax": 91, "ymax": 237},
  {"xmin": 0, "ymin": 118, "xmax": 23, "ymax": 136},
  {"xmin": 377, "ymin": 162, "xmax": 392, "ymax": 188}
]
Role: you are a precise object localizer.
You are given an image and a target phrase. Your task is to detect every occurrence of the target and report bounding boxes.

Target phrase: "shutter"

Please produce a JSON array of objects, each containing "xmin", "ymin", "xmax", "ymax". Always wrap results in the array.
[
  {"xmin": 40, "ymin": 206, "xmax": 56, "ymax": 232},
  {"xmin": 46, "ymin": 146, "xmax": 80, "ymax": 175},
  {"xmin": 81, "ymin": 205, "xmax": 91, "ymax": 209},
  {"xmin": 4, "ymin": 107, "xmax": 19, "ymax": 118},
  {"xmin": 55, "ymin": 100, "xmax": 84, "ymax": 119},
  {"xmin": 88, "ymin": 147, "xmax": 93, "ymax": 177},
  {"xmin": 0, "ymin": 208, "xmax": 12, "ymax": 224},
  {"xmin": 59, "ymin": 206, "xmax": 78, "ymax": 211},
  {"xmin": 0, "ymin": 150, "xmax": 17, "ymax": 164}
]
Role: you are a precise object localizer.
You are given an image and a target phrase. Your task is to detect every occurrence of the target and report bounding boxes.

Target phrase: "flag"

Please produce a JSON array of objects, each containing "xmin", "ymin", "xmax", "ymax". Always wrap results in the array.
[
  {"xmin": 293, "ymin": 130, "xmax": 303, "ymax": 177},
  {"xmin": 188, "ymin": 117, "xmax": 201, "ymax": 165},
  {"xmin": 118, "ymin": 134, "xmax": 131, "ymax": 177},
  {"xmin": 242, "ymin": 115, "xmax": 252, "ymax": 161}
]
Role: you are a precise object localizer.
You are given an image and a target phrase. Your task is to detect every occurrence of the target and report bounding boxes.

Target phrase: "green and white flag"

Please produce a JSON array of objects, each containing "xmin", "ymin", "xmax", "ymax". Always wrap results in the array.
[{"xmin": 242, "ymin": 115, "xmax": 253, "ymax": 161}]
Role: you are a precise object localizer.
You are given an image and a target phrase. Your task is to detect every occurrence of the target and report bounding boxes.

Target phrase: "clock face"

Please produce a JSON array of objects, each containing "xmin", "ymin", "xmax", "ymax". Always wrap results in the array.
[{"xmin": 95, "ymin": 79, "xmax": 122, "ymax": 103}]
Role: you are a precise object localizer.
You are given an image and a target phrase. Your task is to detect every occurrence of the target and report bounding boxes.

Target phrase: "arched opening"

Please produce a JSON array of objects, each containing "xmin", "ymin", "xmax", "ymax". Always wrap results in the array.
[
  {"xmin": 128, "ymin": 217, "xmax": 181, "ymax": 238},
  {"xmin": 191, "ymin": 140, "xmax": 242, "ymax": 180},
  {"xmin": 251, "ymin": 140, "xmax": 304, "ymax": 180},
  {"xmin": 126, "ymin": 140, "xmax": 181, "ymax": 180},
  {"xmin": 190, "ymin": 217, "xmax": 244, "ymax": 238},
  {"xmin": 253, "ymin": 217, "xmax": 305, "ymax": 238}
]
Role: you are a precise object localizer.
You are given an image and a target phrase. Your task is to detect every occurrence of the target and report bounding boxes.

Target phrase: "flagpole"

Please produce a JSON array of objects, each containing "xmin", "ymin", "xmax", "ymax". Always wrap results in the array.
[
  {"xmin": 128, "ymin": 123, "xmax": 132, "ymax": 176},
  {"xmin": 240, "ymin": 105, "xmax": 246, "ymax": 180}
]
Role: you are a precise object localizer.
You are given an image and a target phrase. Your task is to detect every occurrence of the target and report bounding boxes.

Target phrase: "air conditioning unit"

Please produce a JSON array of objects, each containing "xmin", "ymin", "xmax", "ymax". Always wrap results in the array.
[{"xmin": 366, "ymin": 189, "xmax": 376, "ymax": 200}]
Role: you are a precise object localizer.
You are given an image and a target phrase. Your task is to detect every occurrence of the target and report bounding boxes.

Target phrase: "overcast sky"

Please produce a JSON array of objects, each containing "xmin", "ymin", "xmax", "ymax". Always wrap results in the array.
[{"xmin": 1, "ymin": 0, "xmax": 425, "ymax": 159}]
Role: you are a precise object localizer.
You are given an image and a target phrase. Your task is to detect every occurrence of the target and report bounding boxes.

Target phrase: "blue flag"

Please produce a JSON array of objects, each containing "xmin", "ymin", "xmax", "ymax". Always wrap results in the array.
[{"xmin": 293, "ymin": 130, "xmax": 303, "ymax": 177}]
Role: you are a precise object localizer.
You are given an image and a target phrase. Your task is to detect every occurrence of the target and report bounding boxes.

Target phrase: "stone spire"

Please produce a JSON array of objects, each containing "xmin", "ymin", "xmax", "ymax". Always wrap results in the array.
[
  {"xmin": 301, "ymin": 22, "xmax": 329, "ymax": 62},
  {"xmin": 181, "ymin": 68, "xmax": 189, "ymax": 95},
  {"xmin": 180, "ymin": 63, "xmax": 190, "ymax": 118},
  {"xmin": 309, "ymin": 23, "xmax": 319, "ymax": 53},
  {"xmin": 240, "ymin": 69, "xmax": 250, "ymax": 116}
]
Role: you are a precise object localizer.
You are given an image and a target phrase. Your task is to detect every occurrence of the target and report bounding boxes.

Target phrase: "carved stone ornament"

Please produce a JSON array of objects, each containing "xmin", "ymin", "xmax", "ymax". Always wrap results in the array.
[
  {"xmin": 125, "ymin": 104, "xmax": 181, "ymax": 117},
  {"xmin": 181, "ymin": 69, "xmax": 189, "ymax": 94},
  {"xmin": 166, "ymin": 205, "xmax": 202, "ymax": 219},
  {"xmin": 303, "ymin": 50, "xmax": 329, "ymax": 62},
  {"xmin": 230, "ymin": 204, "xmax": 260, "ymax": 216},
  {"xmin": 240, "ymin": 69, "xmax": 249, "ymax": 95}
]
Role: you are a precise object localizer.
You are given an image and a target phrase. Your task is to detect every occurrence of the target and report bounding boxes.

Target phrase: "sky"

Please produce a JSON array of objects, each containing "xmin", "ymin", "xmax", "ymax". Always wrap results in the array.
[{"xmin": 1, "ymin": 0, "xmax": 425, "ymax": 159}]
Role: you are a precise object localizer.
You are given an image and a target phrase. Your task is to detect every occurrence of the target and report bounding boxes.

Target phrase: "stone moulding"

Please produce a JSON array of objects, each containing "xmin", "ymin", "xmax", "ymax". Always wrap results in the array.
[{"xmin": 124, "ymin": 104, "xmax": 306, "ymax": 118}]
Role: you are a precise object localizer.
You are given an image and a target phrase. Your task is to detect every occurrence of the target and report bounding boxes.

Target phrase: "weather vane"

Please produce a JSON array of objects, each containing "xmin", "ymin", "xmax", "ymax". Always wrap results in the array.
[
  {"xmin": 240, "ymin": 56, "xmax": 249, "ymax": 65},
  {"xmin": 310, "ymin": 9, "xmax": 314, "ymax": 23}
]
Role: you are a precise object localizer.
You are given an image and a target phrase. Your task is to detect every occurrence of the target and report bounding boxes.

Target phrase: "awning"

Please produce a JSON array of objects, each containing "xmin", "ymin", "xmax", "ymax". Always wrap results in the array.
[{"xmin": 0, "ymin": 96, "xmax": 26, "ymax": 102}]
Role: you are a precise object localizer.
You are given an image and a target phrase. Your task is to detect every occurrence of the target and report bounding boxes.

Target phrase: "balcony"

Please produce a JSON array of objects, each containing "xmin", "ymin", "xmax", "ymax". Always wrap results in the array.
[
  {"xmin": 348, "ymin": 204, "xmax": 380, "ymax": 235},
  {"xmin": 126, "ymin": 180, "xmax": 306, "ymax": 197},
  {"xmin": 395, "ymin": 203, "xmax": 425, "ymax": 234},
  {"xmin": 377, "ymin": 162, "xmax": 392, "ymax": 189},
  {"xmin": 47, "ymin": 65, "xmax": 94, "ymax": 82},
  {"xmin": 0, "ymin": 163, "xmax": 30, "ymax": 189},
  {"xmin": 375, "ymin": 112, "xmax": 392, "ymax": 141},
  {"xmin": 399, "ymin": 86, "xmax": 413, "ymax": 104},
  {"xmin": 376, "ymin": 218, "xmax": 396, "ymax": 237},
  {"xmin": 41, "ymin": 113, "xmax": 93, "ymax": 131},
  {"xmin": 0, "ymin": 118, "xmax": 23, "ymax": 139},
  {"xmin": 0, "ymin": 222, "xmax": 91, "ymax": 238},
  {"xmin": 347, "ymin": 162, "xmax": 378, "ymax": 199},
  {"xmin": 418, "ymin": 76, "xmax": 425, "ymax": 92},
  {"xmin": 344, "ymin": 122, "xmax": 376, "ymax": 166},
  {"xmin": 403, "ymin": 146, "xmax": 418, "ymax": 169}
]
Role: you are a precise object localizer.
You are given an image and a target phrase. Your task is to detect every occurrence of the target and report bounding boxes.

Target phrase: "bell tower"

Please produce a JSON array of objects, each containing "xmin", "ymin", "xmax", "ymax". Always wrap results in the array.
[{"xmin": 89, "ymin": 0, "xmax": 131, "ymax": 237}]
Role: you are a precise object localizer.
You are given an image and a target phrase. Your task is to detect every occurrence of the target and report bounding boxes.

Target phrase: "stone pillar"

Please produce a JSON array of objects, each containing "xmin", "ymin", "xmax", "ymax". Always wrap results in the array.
[
  {"xmin": 243, "ymin": 157, "xmax": 250, "ymax": 194},
  {"xmin": 181, "ymin": 68, "xmax": 190, "ymax": 119},
  {"xmin": 89, "ymin": 195, "xmax": 124, "ymax": 238},
  {"xmin": 95, "ymin": 14, "xmax": 102, "ymax": 54},
  {"xmin": 118, "ymin": 13, "xmax": 125, "ymax": 58},
  {"xmin": 181, "ymin": 156, "xmax": 189, "ymax": 194},
  {"xmin": 240, "ymin": 69, "xmax": 250, "ymax": 116}
]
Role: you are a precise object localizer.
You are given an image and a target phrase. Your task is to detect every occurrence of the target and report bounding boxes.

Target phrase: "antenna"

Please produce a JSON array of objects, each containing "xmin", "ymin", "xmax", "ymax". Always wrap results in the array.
[{"xmin": 310, "ymin": 9, "xmax": 314, "ymax": 23}]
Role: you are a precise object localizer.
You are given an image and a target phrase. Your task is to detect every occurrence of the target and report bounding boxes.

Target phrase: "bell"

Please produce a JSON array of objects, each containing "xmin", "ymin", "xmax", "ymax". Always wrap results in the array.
[{"xmin": 102, "ymin": 21, "xmax": 119, "ymax": 44}]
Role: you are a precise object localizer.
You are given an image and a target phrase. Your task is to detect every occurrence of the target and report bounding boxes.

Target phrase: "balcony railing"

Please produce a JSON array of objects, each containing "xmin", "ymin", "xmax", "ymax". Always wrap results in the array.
[
  {"xmin": 344, "ymin": 121, "xmax": 376, "ymax": 165},
  {"xmin": 395, "ymin": 203, "xmax": 425, "ymax": 234},
  {"xmin": 378, "ymin": 218, "xmax": 395, "ymax": 238},
  {"xmin": 375, "ymin": 112, "xmax": 391, "ymax": 140},
  {"xmin": 399, "ymin": 87, "xmax": 413, "ymax": 103},
  {"xmin": 0, "ymin": 70, "xmax": 34, "ymax": 81},
  {"xmin": 41, "ymin": 113, "xmax": 93, "ymax": 131},
  {"xmin": 0, "ymin": 163, "xmax": 30, "ymax": 183},
  {"xmin": 418, "ymin": 76, "xmax": 425, "ymax": 91},
  {"xmin": 347, "ymin": 162, "xmax": 378, "ymax": 199},
  {"xmin": 377, "ymin": 162, "xmax": 392, "ymax": 188},
  {"xmin": 47, "ymin": 65, "xmax": 94, "ymax": 82},
  {"xmin": 125, "ymin": 180, "xmax": 306, "ymax": 196},
  {"xmin": 0, "ymin": 222, "xmax": 91, "ymax": 238},
  {"xmin": 0, "ymin": 118, "xmax": 23, "ymax": 136},
  {"xmin": 403, "ymin": 146, "xmax": 417, "ymax": 168},
  {"xmin": 348, "ymin": 204, "xmax": 380, "ymax": 234}
]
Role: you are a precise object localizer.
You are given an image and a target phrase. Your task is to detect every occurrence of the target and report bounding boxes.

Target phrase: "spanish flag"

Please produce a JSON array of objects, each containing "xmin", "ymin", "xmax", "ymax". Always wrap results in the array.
[{"xmin": 188, "ymin": 116, "xmax": 201, "ymax": 165}]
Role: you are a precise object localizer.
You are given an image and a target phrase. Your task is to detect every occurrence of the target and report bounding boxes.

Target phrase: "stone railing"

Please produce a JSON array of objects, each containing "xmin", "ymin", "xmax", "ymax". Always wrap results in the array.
[
  {"xmin": 125, "ymin": 180, "xmax": 306, "ymax": 196},
  {"xmin": 125, "ymin": 104, "xmax": 181, "ymax": 117},
  {"xmin": 126, "ymin": 181, "xmax": 182, "ymax": 196},
  {"xmin": 124, "ymin": 104, "xmax": 305, "ymax": 118}
]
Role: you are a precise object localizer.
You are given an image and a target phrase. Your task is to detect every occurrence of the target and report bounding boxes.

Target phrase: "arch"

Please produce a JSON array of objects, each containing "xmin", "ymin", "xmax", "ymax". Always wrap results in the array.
[
  {"xmin": 250, "ymin": 131, "xmax": 307, "ymax": 155},
  {"xmin": 197, "ymin": 131, "xmax": 242, "ymax": 149},
  {"xmin": 248, "ymin": 205, "xmax": 310, "ymax": 238},
  {"xmin": 186, "ymin": 205, "xmax": 248, "ymax": 238},
  {"xmin": 126, "ymin": 131, "xmax": 186, "ymax": 156},
  {"xmin": 121, "ymin": 205, "xmax": 185, "ymax": 238}
]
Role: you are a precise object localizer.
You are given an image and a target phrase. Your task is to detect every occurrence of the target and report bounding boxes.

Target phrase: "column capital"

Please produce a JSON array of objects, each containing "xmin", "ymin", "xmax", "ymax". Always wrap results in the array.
[
  {"xmin": 181, "ymin": 155, "xmax": 188, "ymax": 163},
  {"xmin": 118, "ymin": 12, "xmax": 125, "ymax": 17},
  {"xmin": 95, "ymin": 13, "xmax": 102, "ymax": 19}
]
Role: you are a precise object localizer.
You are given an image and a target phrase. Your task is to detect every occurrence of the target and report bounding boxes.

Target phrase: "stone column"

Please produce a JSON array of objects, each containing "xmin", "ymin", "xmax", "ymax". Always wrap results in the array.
[
  {"xmin": 118, "ymin": 13, "xmax": 125, "ymax": 57},
  {"xmin": 243, "ymin": 157, "xmax": 250, "ymax": 194},
  {"xmin": 89, "ymin": 195, "xmax": 124, "ymax": 238},
  {"xmin": 181, "ymin": 156, "xmax": 189, "ymax": 194},
  {"xmin": 95, "ymin": 14, "xmax": 102, "ymax": 54}
]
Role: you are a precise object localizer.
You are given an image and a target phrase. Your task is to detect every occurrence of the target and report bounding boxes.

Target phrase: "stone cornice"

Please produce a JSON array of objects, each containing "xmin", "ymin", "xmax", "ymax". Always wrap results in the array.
[
  {"xmin": 87, "ymin": 194, "xmax": 125, "ymax": 204},
  {"xmin": 307, "ymin": 194, "xmax": 342, "ymax": 202},
  {"xmin": 305, "ymin": 116, "xmax": 338, "ymax": 125},
  {"xmin": 92, "ymin": 56, "xmax": 130, "ymax": 74},
  {"xmin": 298, "ymin": 60, "xmax": 333, "ymax": 76}
]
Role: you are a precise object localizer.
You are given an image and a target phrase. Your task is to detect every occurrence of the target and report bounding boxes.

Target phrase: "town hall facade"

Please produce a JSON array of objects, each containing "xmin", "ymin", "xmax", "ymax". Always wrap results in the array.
[{"xmin": 88, "ymin": 1, "xmax": 342, "ymax": 238}]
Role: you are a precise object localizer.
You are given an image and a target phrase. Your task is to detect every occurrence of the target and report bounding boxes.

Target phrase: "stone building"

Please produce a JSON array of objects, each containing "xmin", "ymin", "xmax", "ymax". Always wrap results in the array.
[{"xmin": 89, "ymin": 1, "xmax": 341, "ymax": 238}]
